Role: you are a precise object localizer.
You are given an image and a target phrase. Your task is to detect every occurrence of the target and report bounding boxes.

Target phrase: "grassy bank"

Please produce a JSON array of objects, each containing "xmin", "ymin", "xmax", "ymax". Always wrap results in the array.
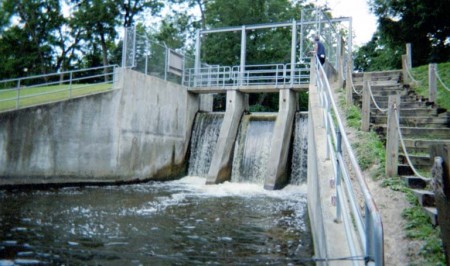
[
  {"xmin": 0, "ymin": 83, "xmax": 112, "ymax": 112},
  {"xmin": 337, "ymin": 75, "xmax": 446, "ymax": 264},
  {"xmin": 411, "ymin": 62, "xmax": 450, "ymax": 110}
]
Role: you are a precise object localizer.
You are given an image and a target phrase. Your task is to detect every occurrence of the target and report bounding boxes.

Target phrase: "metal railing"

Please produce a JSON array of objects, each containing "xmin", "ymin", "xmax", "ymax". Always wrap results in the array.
[
  {"xmin": 314, "ymin": 56, "xmax": 384, "ymax": 265},
  {"xmin": 183, "ymin": 63, "xmax": 310, "ymax": 88},
  {"xmin": 0, "ymin": 65, "xmax": 118, "ymax": 112}
]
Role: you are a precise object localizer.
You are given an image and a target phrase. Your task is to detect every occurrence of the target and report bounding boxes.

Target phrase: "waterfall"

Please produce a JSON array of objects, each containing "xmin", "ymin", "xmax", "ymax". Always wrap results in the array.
[
  {"xmin": 231, "ymin": 114, "xmax": 275, "ymax": 184},
  {"xmin": 188, "ymin": 112, "xmax": 223, "ymax": 177},
  {"xmin": 290, "ymin": 112, "xmax": 308, "ymax": 185}
]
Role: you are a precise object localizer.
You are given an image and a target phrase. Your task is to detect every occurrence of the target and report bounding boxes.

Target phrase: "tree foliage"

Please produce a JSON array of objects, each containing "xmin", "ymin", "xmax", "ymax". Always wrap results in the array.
[
  {"xmin": 355, "ymin": 0, "xmax": 450, "ymax": 71},
  {"xmin": 0, "ymin": 0, "xmax": 164, "ymax": 79}
]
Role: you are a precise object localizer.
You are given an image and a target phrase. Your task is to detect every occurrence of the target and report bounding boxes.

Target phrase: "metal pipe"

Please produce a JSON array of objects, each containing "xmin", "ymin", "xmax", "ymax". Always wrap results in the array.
[{"xmin": 239, "ymin": 25, "xmax": 246, "ymax": 86}]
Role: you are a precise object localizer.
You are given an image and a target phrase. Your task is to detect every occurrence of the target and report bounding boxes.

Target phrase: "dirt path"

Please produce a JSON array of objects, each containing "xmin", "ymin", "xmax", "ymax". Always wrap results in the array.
[{"xmin": 331, "ymin": 83, "xmax": 415, "ymax": 265}]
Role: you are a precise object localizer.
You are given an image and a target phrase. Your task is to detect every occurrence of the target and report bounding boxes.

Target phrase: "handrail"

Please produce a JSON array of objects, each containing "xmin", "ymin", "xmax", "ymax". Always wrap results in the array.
[
  {"xmin": 0, "ymin": 65, "xmax": 118, "ymax": 112},
  {"xmin": 184, "ymin": 63, "xmax": 310, "ymax": 88},
  {"xmin": 314, "ymin": 56, "xmax": 384, "ymax": 265}
]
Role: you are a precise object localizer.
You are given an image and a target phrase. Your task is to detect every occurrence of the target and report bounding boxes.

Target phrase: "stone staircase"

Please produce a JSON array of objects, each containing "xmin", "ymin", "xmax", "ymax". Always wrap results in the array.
[{"xmin": 351, "ymin": 70, "xmax": 450, "ymax": 225}]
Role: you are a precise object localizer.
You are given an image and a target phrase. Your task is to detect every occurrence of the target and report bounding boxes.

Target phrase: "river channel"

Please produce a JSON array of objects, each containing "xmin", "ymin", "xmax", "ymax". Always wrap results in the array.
[{"xmin": 0, "ymin": 176, "xmax": 313, "ymax": 265}]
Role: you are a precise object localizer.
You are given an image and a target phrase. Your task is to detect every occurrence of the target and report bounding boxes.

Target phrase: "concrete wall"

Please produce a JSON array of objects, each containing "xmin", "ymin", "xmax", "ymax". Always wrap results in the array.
[{"xmin": 0, "ymin": 69, "xmax": 199, "ymax": 186}]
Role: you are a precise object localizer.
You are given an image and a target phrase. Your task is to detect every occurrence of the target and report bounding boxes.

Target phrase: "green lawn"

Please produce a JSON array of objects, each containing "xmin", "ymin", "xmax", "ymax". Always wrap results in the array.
[
  {"xmin": 0, "ymin": 83, "xmax": 113, "ymax": 112},
  {"xmin": 411, "ymin": 62, "xmax": 450, "ymax": 110}
]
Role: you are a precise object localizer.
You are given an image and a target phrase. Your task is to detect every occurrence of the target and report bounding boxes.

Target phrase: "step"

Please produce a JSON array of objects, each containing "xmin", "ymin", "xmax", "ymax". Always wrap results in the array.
[
  {"xmin": 398, "ymin": 164, "xmax": 415, "ymax": 176},
  {"xmin": 374, "ymin": 126, "xmax": 450, "ymax": 139},
  {"xmin": 423, "ymin": 207, "xmax": 438, "ymax": 226},
  {"xmin": 402, "ymin": 139, "xmax": 450, "ymax": 153},
  {"xmin": 352, "ymin": 70, "xmax": 402, "ymax": 81},
  {"xmin": 399, "ymin": 154, "xmax": 431, "ymax": 168},
  {"xmin": 368, "ymin": 101, "xmax": 430, "ymax": 109},
  {"xmin": 412, "ymin": 189, "xmax": 436, "ymax": 207},
  {"xmin": 370, "ymin": 116, "xmax": 449, "ymax": 128},
  {"xmin": 371, "ymin": 108, "xmax": 440, "ymax": 117},
  {"xmin": 404, "ymin": 176, "xmax": 431, "ymax": 189}
]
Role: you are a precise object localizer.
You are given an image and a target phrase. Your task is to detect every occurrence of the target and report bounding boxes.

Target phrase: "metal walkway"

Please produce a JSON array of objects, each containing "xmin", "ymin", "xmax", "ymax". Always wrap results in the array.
[{"xmin": 183, "ymin": 62, "xmax": 311, "ymax": 93}]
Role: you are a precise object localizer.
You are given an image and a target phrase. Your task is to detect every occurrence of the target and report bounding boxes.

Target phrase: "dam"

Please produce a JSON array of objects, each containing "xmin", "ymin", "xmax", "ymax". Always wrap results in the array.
[{"xmin": 0, "ymin": 15, "xmax": 384, "ymax": 266}]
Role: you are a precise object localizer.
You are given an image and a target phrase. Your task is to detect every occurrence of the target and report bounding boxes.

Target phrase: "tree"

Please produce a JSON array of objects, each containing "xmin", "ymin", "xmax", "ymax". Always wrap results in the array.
[
  {"xmin": 199, "ymin": 0, "xmax": 305, "ymax": 110},
  {"xmin": 1, "ymin": 0, "xmax": 65, "ymax": 76},
  {"xmin": 202, "ymin": 0, "xmax": 304, "ymax": 65},
  {"xmin": 119, "ymin": 0, "xmax": 164, "ymax": 27},
  {"xmin": 354, "ymin": 33, "xmax": 402, "ymax": 72},
  {"xmin": 72, "ymin": 0, "xmax": 119, "ymax": 70},
  {"xmin": 365, "ymin": 0, "xmax": 450, "ymax": 68}
]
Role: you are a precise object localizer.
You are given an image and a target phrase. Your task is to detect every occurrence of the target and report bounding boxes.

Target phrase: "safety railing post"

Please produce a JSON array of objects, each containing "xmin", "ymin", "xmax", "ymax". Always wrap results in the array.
[
  {"xmin": 69, "ymin": 71, "xmax": 73, "ymax": 98},
  {"xmin": 385, "ymin": 94, "xmax": 400, "ymax": 177},
  {"xmin": 365, "ymin": 204, "xmax": 374, "ymax": 264},
  {"xmin": 361, "ymin": 73, "xmax": 371, "ymax": 132},
  {"xmin": 16, "ymin": 79, "xmax": 20, "ymax": 109},
  {"xmin": 429, "ymin": 63, "xmax": 437, "ymax": 103},
  {"xmin": 335, "ymin": 130, "xmax": 342, "ymax": 223},
  {"xmin": 346, "ymin": 63, "xmax": 353, "ymax": 105},
  {"xmin": 164, "ymin": 44, "xmax": 168, "ymax": 81}
]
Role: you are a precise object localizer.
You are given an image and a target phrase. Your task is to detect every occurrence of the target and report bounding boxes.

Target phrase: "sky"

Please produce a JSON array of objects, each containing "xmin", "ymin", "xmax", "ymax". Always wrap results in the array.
[{"xmin": 309, "ymin": 0, "xmax": 378, "ymax": 46}]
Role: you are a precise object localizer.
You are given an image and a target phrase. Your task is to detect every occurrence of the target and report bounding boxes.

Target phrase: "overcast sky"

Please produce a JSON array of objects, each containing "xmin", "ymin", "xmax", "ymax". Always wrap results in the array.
[{"xmin": 310, "ymin": 0, "xmax": 378, "ymax": 46}]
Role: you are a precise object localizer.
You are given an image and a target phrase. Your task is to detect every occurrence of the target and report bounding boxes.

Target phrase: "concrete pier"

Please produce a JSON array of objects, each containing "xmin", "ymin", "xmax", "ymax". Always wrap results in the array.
[
  {"xmin": 206, "ymin": 90, "xmax": 246, "ymax": 184},
  {"xmin": 264, "ymin": 89, "xmax": 297, "ymax": 190}
]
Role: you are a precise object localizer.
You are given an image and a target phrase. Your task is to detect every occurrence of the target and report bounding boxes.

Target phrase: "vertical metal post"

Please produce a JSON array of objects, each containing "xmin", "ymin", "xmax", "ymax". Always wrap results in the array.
[
  {"xmin": 365, "ymin": 204, "xmax": 374, "ymax": 264},
  {"xmin": 300, "ymin": 9, "xmax": 304, "ymax": 61},
  {"xmin": 144, "ymin": 36, "xmax": 148, "ymax": 75},
  {"xmin": 164, "ymin": 44, "xmax": 168, "ymax": 81},
  {"xmin": 181, "ymin": 55, "xmax": 186, "ymax": 86},
  {"xmin": 335, "ymin": 34, "xmax": 341, "ymax": 70},
  {"xmin": 69, "ymin": 72, "xmax": 73, "ymax": 98},
  {"xmin": 239, "ymin": 25, "xmax": 246, "ymax": 86},
  {"xmin": 146, "ymin": 55, "xmax": 149, "ymax": 75},
  {"xmin": 16, "ymin": 80, "xmax": 20, "ymax": 109},
  {"xmin": 194, "ymin": 30, "xmax": 201, "ymax": 87},
  {"xmin": 290, "ymin": 20, "xmax": 297, "ymax": 86},
  {"xmin": 121, "ymin": 27, "xmax": 127, "ymax": 68},
  {"xmin": 429, "ymin": 63, "xmax": 437, "ymax": 103},
  {"xmin": 348, "ymin": 18, "xmax": 353, "ymax": 72},
  {"xmin": 346, "ymin": 63, "xmax": 353, "ymax": 105},
  {"xmin": 132, "ymin": 26, "xmax": 137, "ymax": 67},
  {"xmin": 335, "ymin": 130, "xmax": 342, "ymax": 223}
]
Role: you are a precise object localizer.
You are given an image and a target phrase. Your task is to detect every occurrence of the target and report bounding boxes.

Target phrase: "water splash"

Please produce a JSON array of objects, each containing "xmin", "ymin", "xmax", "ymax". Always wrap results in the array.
[
  {"xmin": 188, "ymin": 113, "xmax": 223, "ymax": 176},
  {"xmin": 291, "ymin": 112, "xmax": 308, "ymax": 185},
  {"xmin": 231, "ymin": 115, "xmax": 275, "ymax": 184}
]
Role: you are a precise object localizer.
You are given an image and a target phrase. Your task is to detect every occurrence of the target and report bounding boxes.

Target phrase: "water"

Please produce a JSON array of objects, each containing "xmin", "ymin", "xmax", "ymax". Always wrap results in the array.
[
  {"xmin": 188, "ymin": 113, "xmax": 223, "ymax": 177},
  {"xmin": 0, "ymin": 177, "xmax": 313, "ymax": 265},
  {"xmin": 291, "ymin": 112, "xmax": 308, "ymax": 185},
  {"xmin": 231, "ymin": 115, "xmax": 275, "ymax": 184}
]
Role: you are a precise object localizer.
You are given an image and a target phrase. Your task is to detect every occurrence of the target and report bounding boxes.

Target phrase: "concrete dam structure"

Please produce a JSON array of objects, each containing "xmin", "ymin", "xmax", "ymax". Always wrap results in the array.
[
  {"xmin": 0, "ymin": 69, "xmax": 199, "ymax": 185},
  {"xmin": 0, "ymin": 68, "xmax": 305, "ymax": 189},
  {"xmin": 0, "ymin": 16, "xmax": 385, "ymax": 265}
]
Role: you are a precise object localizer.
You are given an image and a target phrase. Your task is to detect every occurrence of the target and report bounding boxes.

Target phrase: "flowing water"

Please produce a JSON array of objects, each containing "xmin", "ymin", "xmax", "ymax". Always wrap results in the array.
[
  {"xmin": 0, "ymin": 112, "xmax": 313, "ymax": 265},
  {"xmin": 188, "ymin": 112, "xmax": 223, "ymax": 177},
  {"xmin": 0, "ymin": 178, "xmax": 313, "ymax": 265},
  {"xmin": 291, "ymin": 112, "xmax": 308, "ymax": 185},
  {"xmin": 231, "ymin": 114, "xmax": 275, "ymax": 184}
]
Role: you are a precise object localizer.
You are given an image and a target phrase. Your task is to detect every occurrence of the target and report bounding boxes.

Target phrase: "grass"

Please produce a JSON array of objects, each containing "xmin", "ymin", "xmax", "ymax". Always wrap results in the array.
[
  {"xmin": 335, "ymin": 83, "xmax": 446, "ymax": 265},
  {"xmin": 410, "ymin": 62, "xmax": 450, "ymax": 111},
  {"xmin": 381, "ymin": 177, "xmax": 446, "ymax": 265},
  {"xmin": 0, "ymin": 83, "xmax": 113, "ymax": 112}
]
